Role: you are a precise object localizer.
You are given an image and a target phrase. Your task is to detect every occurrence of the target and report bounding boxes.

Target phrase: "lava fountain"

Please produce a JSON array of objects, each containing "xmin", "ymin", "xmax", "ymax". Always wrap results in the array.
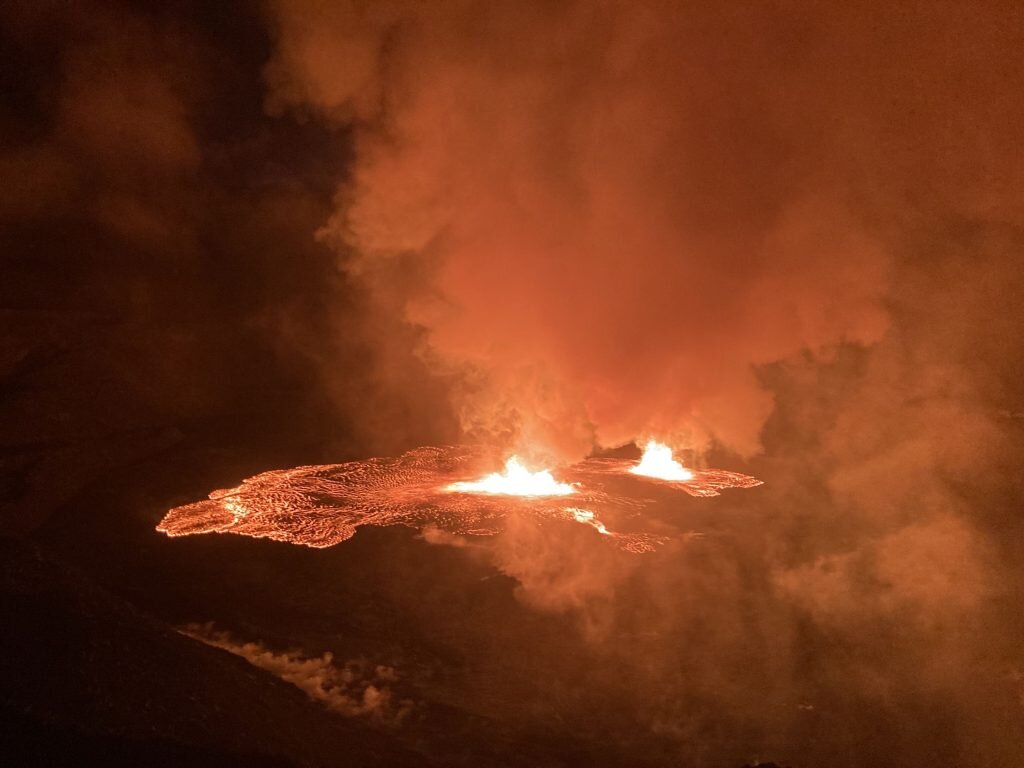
[
  {"xmin": 629, "ymin": 441, "xmax": 695, "ymax": 482},
  {"xmin": 578, "ymin": 442, "xmax": 763, "ymax": 498},
  {"xmin": 445, "ymin": 456, "xmax": 576, "ymax": 496}
]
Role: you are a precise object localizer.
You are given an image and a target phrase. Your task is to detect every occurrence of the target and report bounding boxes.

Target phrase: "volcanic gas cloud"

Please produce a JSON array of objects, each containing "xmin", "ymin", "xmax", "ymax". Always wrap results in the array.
[
  {"xmin": 158, "ymin": 442, "xmax": 761, "ymax": 553},
  {"xmin": 260, "ymin": 1, "xmax": 895, "ymax": 463}
]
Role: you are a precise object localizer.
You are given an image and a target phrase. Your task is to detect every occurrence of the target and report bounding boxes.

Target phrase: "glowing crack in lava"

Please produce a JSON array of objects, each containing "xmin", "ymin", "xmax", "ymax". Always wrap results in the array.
[
  {"xmin": 445, "ymin": 456, "xmax": 575, "ymax": 496},
  {"xmin": 629, "ymin": 441, "xmax": 695, "ymax": 482},
  {"xmin": 157, "ymin": 444, "xmax": 762, "ymax": 554},
  {"xmin": 566, "ymin": 508, "xmax": 611, "ymax": 536}
]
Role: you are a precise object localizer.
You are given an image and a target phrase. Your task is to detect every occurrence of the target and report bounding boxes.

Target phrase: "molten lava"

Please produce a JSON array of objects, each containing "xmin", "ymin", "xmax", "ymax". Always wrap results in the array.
[
  {"xmin": 156, "ymin": 443, "xmax": 762, "ymax": 555},
  {"xmin": 566, "ymin": 508, "xmax": 611, "ymax": 536},
  {"xmin": 445, "ymin": 456, "xmax": 575, "ymax": 496},
  {"xmin": 629, "ymin": 441, "xmax": 695, "ymax": 482},
  {"xmin": 157, "ymin": 446, "xmax": 664, "ymax": 552}
]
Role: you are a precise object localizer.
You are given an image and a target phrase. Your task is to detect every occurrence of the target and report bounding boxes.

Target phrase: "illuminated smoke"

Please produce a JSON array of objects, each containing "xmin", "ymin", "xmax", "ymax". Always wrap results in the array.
[
  {"xmin": 262, "ymin": 0, "xmax": 894, "ymax": 461},
  {"xmin": 181, "ymin": 624, "xmax": 414, "ymax": 724}
]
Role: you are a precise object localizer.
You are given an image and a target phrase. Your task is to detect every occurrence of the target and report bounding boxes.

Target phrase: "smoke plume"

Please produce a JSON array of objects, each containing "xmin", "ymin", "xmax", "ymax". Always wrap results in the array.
[
  {"xmin": 182, "ymin": 623, "xmax": 415, "ymax": 725},
  {"xmin": 256, "ymin": 4, "xmax": 1024, "ymax": 763},
  {"xmin": 256, "ymin": 0, "xmax": 967, "ymax": 460}
]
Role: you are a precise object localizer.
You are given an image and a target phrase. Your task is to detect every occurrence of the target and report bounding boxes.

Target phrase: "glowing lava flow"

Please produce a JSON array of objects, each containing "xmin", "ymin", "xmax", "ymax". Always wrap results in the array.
[
  {"xmin": 157, "ymin": 446, "xmax": 663, "ymax": 553},
  {"xmin": 629, "ymin": 441, "xmax": 695, "ymax": 482},
  {"xmin": 156, "ymin": 443, "xmax": 763, "ymax": 555},
  {"xmin": 445, "ymin": 456, "xmax": 575, "ymax": 496}
]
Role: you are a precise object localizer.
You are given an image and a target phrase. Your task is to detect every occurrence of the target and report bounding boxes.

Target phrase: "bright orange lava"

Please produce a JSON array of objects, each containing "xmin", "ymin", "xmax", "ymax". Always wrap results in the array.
[
  {"xmin": 629, "ymin": 441, "xmax": 695, "ymax": 482},
  {"xmin": 445, "ymin": 456, "xmax": 575, "ymax": 496},
  {"xmin": 566, "ymin": 507, "xmax": 611, "ymax": 536},
  {"xmin": 156, "ymin": 444, "xmax": 763, "ymax": 554}
]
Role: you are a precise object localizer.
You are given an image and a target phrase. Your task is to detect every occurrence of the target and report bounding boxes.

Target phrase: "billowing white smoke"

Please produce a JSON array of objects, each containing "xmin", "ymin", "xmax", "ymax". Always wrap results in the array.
[{"xmin": 182, "ymin": 623, "xmax": 414, "ymax": 725}]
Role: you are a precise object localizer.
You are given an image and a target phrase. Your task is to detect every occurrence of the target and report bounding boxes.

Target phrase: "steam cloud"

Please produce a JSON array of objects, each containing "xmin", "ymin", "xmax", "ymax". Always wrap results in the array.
[
  {"xmin": 182, "ymin": 623, "xmax": 414, "ymax": 725},
  {"xmin": 257, "ymin": 3, "xmax": 1024, "ymax": 763},
  {"xmin": 261, "ymin": 0, "xmax": 908, "ymax": 460}
]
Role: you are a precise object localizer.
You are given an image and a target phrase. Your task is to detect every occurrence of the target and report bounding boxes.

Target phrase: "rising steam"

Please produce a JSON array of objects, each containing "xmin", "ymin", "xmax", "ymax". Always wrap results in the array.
[
  {"xmin": 264, "ymin": 0, "xmax": 895, "ymax": 461},
  {"xmin": 182, "ymin": 623, "xmax": 414, "ymax": 724},
  {"xmin": 252, "ymin": 7, "xmax": 1024, "ymax": 764}
]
